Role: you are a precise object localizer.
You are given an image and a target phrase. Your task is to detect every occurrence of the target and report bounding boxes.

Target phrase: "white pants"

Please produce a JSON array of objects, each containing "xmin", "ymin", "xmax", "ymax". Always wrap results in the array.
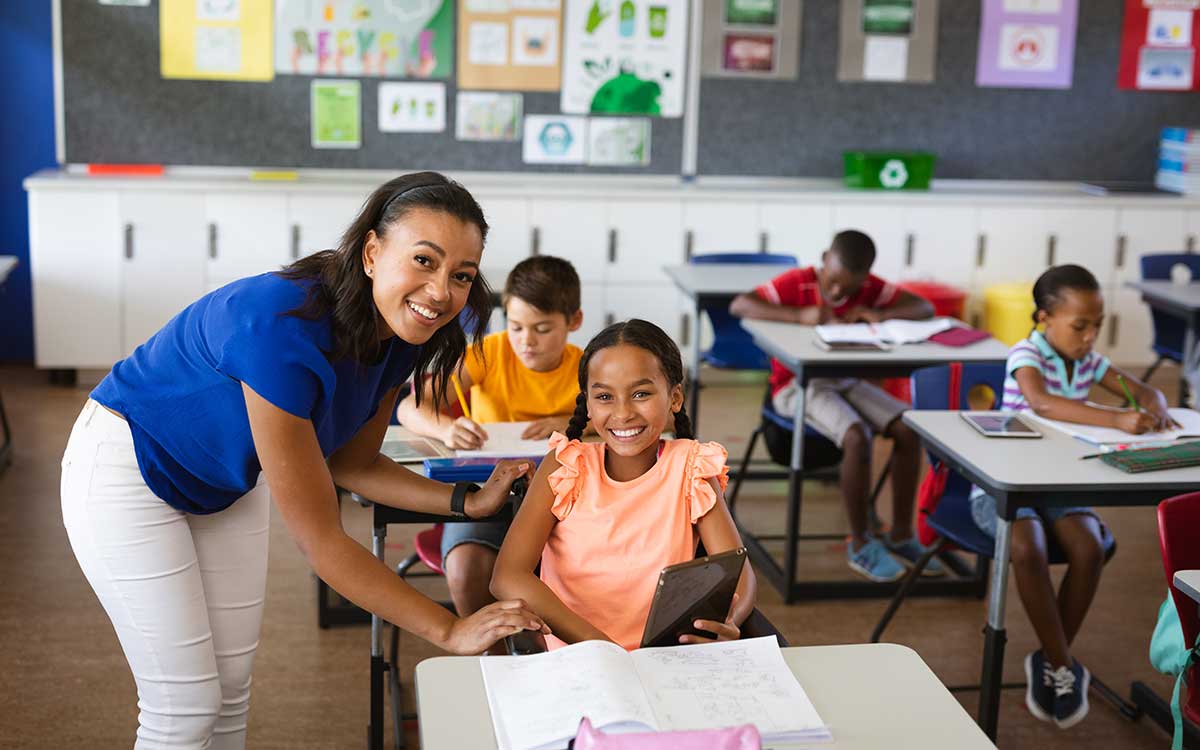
[{"xmin": 61, "ymin": 400, "xmax": 270, "ymax": 750}]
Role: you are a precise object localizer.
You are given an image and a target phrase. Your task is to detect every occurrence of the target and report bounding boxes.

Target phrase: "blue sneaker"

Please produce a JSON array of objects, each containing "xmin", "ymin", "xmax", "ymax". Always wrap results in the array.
[
  {"xmin": 1024, "ymin": 650, "xmax": 1055, "ymax": 723},
  {"xmin": 1050, "ymin": 659, "xmax": 1090, "ymax": 729},
  {"xmin": 885, "ymin": 536, "xmax": 946, "ymax": 577},
  {"xmin": 847, "ymin": 538, "xmax": 906, "ymax": 582}
]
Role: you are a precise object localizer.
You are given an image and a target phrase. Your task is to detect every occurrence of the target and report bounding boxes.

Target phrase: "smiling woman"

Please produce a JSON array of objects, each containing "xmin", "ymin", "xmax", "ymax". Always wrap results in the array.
[{"xmin": 58, "ymin": 172, "xmax": 548, "ymax": 750}]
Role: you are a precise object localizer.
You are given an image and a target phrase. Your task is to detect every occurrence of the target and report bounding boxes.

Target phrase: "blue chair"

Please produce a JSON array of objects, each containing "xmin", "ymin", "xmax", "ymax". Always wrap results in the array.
[
  {"xmin": 1140, "ymin": 254, "xmax": 1200, "ymax": 391},
  {"xmin": 691, "ymin": 253, "xmax": 796, "ymax": 370}
]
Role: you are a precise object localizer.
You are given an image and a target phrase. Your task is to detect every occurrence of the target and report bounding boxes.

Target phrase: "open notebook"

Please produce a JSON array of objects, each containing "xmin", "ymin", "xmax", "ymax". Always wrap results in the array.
[
  {"xmin": 815, "ymin": 318, "xmax": 956, "ymax": 347},
  {"xmin": 456, "ymin": 421, "xmax": 551, "ymax": 458},
  {"xmin": 1028, "ymin": 407, "xmax": 1200, "ymax": 446},
  {"xmin": 480, "ymin": 636, "xmax": 830, "ymax": 750}
]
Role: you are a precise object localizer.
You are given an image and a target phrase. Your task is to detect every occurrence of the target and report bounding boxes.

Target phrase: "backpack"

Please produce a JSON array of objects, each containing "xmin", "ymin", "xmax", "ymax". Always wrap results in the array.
[
  {"xmin": 1150, "ymin": 593, "xmax": 1200, "ymax": 750},
  {"xmin": 915, "ymin": 363, "xmax": 962, "ymax": 547}
]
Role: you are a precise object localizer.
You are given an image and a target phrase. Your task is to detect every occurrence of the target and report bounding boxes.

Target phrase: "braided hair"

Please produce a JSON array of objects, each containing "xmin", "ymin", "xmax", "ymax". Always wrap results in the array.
[
  {"xmin": 1030, "ymin": 264, "xmax": 1100, "ymax": 333},
  {"xmin": 564, "ymin": 319, "xmax": 693, "ymax": 441}
]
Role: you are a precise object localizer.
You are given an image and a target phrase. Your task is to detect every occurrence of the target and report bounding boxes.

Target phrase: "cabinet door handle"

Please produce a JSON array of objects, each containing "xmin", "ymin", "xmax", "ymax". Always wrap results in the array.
[
  {"xmin": 208, "ymin": 223, "xmax": 218, "ymax": 260},
  {"xmin": 530, "ymin": 227, "xmax": 541, "ymax": 256},
  {"xmin": 1188, "ymin": 234, "xmax": 1197, "ymax": 254},
  {"xmin": 681, "ymin": 313, "xmax": 691, "ymax": 347},
  {"xmin": 1108, "ymin": 314, "xmax": 1119, "ymax": 348},
  {"xmin": 904, "ymin": 233, "xmax": 915, "ymax": 267},
  {"xmin": 758, "ymin": 231, "xmax": 768, "ymax": 253},
  {"xmin": 608, "ymin": 229, "xmax": 617, "ymax": 263},
  {"xmin": 605, "ymin": 312, "xmax": 615, "ymax": 327},
  {"xmin": 684, "ymin": 230, "xmax": 694, "ymax": 260},
  {"xmin": 290, "ymin": 224, "xmax": 301, "ymax": 260},
  {"xmin": 124, "ymin": 223, "xmax": 134, "ymax": 260},
  {"xmin": 1115, "ymin": 234, "xmax": 1127, "ymax": 269},
  {"xmin": 1046, "ymin": 234, "xmax": 1057, "ymax": 267},
  {"xmin": 976, "ymin": 234, "xmax": 986, "ymax": 268}
]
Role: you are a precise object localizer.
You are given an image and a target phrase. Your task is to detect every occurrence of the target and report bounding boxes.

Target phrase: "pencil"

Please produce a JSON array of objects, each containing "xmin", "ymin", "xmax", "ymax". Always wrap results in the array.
[
  {"xmin": 451, "ymin": 374, "xmax": 471, "ymax": 419},
  {"xmin": 1117, "ymin": 374, "xmax": 1140, "ymax": 410}
]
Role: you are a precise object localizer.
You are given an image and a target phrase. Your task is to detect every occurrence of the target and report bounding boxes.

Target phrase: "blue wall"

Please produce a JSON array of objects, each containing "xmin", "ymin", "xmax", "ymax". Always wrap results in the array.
[{"xmin": 0, "ymin": 2, "xmax": 56, "ymax": 363}]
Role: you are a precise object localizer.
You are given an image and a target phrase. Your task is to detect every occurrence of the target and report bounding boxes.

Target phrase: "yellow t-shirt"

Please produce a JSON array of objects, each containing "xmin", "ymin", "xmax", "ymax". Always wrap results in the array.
[{"xmin": 462, "ymin": 332, "xmax": 583, "ymax": 424}]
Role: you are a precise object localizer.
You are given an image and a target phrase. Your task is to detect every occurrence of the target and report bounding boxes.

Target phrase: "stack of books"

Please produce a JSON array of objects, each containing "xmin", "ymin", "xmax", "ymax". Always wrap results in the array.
[{"xmin": 1156, "ymin": 127, "xmax": 1200, "ymax": 194}]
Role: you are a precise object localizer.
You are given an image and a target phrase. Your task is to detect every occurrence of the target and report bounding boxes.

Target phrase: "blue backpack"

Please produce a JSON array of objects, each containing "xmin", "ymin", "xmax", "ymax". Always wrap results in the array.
[{"xmin": 1150, "ymin": 593, "xmax": 1200, "ymax": 750}]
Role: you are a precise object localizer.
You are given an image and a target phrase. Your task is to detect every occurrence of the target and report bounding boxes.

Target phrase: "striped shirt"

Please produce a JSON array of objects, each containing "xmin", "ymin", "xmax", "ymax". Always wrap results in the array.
[
  {"xmin": 754, "ymin": 266, "xmax": 899, "ymax": 395},
  {"xmin": 1001, "ymin": 330, "xmax": 1110, "ymax": 412}
]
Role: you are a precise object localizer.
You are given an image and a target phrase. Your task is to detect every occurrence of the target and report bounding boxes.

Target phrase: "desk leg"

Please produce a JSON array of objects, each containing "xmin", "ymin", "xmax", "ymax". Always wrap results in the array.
[
  {"xmin": 978, "ymin": 516, "xmax": 1012, "ymax": 741},
  {"xmin": 369, "ymin": 525, "xmax": 386, "ymax": 750},
  {"xmin": 689, "ymin": 300, "xmax": 702, "ymax": 432},
  {"xmin": 1183, "ymin": 315, "xmax": 1199, "ymax": 408},
  {"xmin": 783, "ymin": 368, "xmax": 806, "ymax": 605}
]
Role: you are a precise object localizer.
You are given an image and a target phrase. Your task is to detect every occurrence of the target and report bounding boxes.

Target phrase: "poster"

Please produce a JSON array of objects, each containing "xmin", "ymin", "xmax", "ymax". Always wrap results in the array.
[
  {"xmin": 977, "ymin": 0, "xmax": 1077, "ymax": 88},
  {"xmin": 560, "ymin": 0, "xmax": 688, "ymax": 117},
  {"xmin": 311, "ymin": 79, "xmax": 361, "ymax": 148},
  {"xmin": 276, "ymin": 0, "xmax": 453, "ymax": 78},
  {"xmin": 522, "ymin": 115, "xmax": 587, "ymax": 163},
  {"xmin": 587, "ymin": 117, "xmax": 650, "ymax": 165},
  {"xmin": 160, "ymin": 0, "xmax": 273, "ymax": 81},
  {"xmin": 456, "ymin": 91, "xmax": 523, "ymax": 140},
  {"xmin": 1118, "ymin": 0, "xmax": 1200, "ymax": 91},
  {"xmin": 837, "ymin": 0, "xmax": 938, "ymax": 83},
  {"xmin": 701, "ymin": 0, "xmax": 801, "ymax": 79},
  {"xmin": 379, "ymin": 82, "xmax": 446, "ymax": 132},
  {"xmin": 458, "ymin": 0, "xmax": 563, "ymax": 91}
]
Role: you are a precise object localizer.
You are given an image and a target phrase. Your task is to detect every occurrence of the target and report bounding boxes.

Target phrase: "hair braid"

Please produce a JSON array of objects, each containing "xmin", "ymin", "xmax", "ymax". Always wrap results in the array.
[
  {"xmin": 565, "ymin": 392, "xmax": 589, "ymax": 441},
  {"xmin": 672, "ymin": 406, "xmax": 694, "ymax": 440}
]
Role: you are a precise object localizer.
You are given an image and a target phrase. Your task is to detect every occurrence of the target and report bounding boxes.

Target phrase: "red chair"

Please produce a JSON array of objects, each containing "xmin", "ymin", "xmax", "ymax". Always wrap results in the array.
[{"xmin": 1159, "ymin": 492, "xmax": 1200, "ymax": 727}]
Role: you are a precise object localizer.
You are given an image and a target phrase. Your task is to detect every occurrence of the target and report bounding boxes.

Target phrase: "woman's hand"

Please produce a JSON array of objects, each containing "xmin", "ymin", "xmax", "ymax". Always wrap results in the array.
[
  {"xmin": 1113, "ymin": 409, "xmax": 1157, "ymax": 435},
  {"xmin": 465, "ymin": 459, "xmax": 533, "ymax": 519},
  {"xmin": 521, "ymin": 417, "xmax": 570, "ymax": 440},
  {"xmin": 443, "ymin": 599, "xmax": 551, "ymax": 655},
  {"xmin": 678, "ymin": 593, "xmax": 742, "ymax": 645},
  {"xmin": 442, "ymin": 416, "xmax": 488, "ymax": 450}
]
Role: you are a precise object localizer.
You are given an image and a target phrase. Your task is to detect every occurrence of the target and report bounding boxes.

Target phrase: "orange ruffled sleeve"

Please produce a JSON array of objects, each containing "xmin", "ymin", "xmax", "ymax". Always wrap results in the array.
[
  {"xmin": 686, "ymin": 440, "xmax": 730, "ymax": 524},
  {"xmin": 546, "ymin": 432, "xmax": 586, "ymax": 521}
]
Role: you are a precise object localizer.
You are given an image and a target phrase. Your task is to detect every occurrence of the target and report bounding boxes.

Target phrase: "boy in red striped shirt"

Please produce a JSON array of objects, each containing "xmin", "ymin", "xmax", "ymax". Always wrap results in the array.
[{"xmin": 730, "ymin": 230, "xmax": 941, "ymax": 582}]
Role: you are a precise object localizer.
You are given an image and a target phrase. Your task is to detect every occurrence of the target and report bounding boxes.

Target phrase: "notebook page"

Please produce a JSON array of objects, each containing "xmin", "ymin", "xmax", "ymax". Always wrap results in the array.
[
  {"xmin": 877, "ymin": 317, "xmax": 956, "ymax": 344},
  {"xmin": 1028, "ymin": 408, "xmax": 1200, "ymax": 446},
  {"xmin": 457, "ymin": 422, "xmax": 550, "ymax": 458},
  {"xmin": 481, "ymin": 640, "xmax": 658, "ymax": 750},
  {"xmin": 629, "ymin": 636, "xmax": 831, "ymax": 742},
  {"xmin": 814, "ymin": 323, "xmax": 882, "ymax": 344}
]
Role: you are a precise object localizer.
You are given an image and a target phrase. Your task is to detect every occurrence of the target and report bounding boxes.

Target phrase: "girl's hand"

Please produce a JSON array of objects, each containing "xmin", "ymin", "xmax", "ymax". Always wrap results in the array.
[
  {"xmin": 1143, "ymin": 392, "xmax": 1179, "ymax": 431},
  {"xmin": 444, "ymin": 416, "xmax": 488, "ymax": 450},
  {"xmin": 443, "ymin": 599, "xmax": 551, "ymax": 655},
  {"xmin": 1113, "ymin": 409, "xmax": 1157, "ymax": 435},
  {"xmin": 466, "ymin": 459, "xmax": 533, "ymax": 519},
  {"xmin": 521, "ymin": 417, "xmax": 569, "ymax": 440},
  {"xmin": 678, "ymin": 593, "xmax": 741, "ymax": 645}
]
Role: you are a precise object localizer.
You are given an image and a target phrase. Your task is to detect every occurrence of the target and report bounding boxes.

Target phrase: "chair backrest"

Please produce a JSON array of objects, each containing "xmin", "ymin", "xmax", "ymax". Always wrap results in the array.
[
  {"xmin": 1157, "ymin": 491, "xmax": 1200, "ymax": 722},
  {"xmin": 690, "ymin": 252, "xmax": 797, "ymax": 266},
  {"xmin": 1140, "ymin": 254, "xmax": 1200, "ymax": 359},
  {"xmin": 910, "ymin": 362, "xmax": 1006, "ymax": 412},
  {"xmin": 689, "ymin": 253, "xmax": 797, "ymax": 370}
]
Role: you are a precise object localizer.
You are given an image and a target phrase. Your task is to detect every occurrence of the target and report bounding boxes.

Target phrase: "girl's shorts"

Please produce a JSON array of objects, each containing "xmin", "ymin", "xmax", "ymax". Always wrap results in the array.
[{"xmin": 968, "ymin": 489, "xmax": 1099, "ymax": 539}]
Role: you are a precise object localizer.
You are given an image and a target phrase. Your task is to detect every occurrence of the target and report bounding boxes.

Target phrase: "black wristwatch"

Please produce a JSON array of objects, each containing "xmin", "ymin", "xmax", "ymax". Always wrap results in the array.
[{"xmin": 450, "ymin": 481, "xmax": 481, "ymax": 518}]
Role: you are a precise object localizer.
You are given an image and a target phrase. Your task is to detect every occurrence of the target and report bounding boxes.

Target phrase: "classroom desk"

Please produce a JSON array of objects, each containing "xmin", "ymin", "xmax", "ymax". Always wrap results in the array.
[
  {"xmin": 662, "ymin": 263, "xmax": 789, "ymax": 431},
  {"xmin": 902, "ymin": 410, "xmax": 1200, "ymax": 741},
  {"xmin": 1176, "ymin": 570, "xmax": 1200, "ymax": 606},
  {"xmin": 740, "ymin": 319, "xmax": 1010, "ymax": 603},
  {"xmin": 0, "ymin": 256, "xmax": 17, "ymax": 473},
  {"xmin": 1126, "ymin": 280, "xmax": 1200, "ymax": 403},
  {"xmin": 414, "ymin": 642, "xmax": 996, "ymax": 750}
]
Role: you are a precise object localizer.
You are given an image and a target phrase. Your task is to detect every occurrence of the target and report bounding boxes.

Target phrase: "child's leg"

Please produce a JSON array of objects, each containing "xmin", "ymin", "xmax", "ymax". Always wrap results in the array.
[
  {"xmin": 838, "ymin": 423, "xmax": 873, "ymax": 546},
  {"xmin": 443, "ymin": 542, "xmax": 498, "ymax": 616},
  {"xmin": 1009, "ymin": 518, "xmax": 1072, "ymax": 668},
  {"xmin": 1048, "ymin": 513, "xmax": 1105, "ymax": 646},
  {"xmin": 881, "ymin": 418, "xmax": 920, "ymax": 541}
]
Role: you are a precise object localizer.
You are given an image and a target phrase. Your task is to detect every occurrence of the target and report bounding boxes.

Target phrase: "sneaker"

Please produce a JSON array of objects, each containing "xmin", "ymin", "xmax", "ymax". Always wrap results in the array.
[
  {"xmin": 847, "ymin": 538, "xmax": 906, "ymax": 582},
  {"xmin": 1050, "ymin": 659, "xmax": 1090, "ymax": 729},
  {"xmin": 885, "ymin": 536, "xmax": 946, "ymax": 577},
  {"xmin": 1024, "ymin": 650, "xmax": 1055, "ymax": 723}
]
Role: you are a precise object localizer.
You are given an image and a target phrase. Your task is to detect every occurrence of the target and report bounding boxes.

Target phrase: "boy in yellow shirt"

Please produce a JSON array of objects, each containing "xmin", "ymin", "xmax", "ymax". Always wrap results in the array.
[{"xmin": 396, "ymin": 255, "xmax": 583, "ymax": 617}]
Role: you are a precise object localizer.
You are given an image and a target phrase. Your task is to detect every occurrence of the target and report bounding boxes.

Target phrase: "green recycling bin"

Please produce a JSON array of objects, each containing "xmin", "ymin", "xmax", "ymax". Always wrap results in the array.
[{"xmin": 843, "ymin": 151, "xmax": 936, "ymax": 190}]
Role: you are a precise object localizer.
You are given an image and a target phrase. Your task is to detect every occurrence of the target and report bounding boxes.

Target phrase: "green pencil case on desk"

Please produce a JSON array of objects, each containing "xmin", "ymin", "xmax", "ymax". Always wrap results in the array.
[{"xmin": 1100, "ymin": 442, "xmax": 1200, "ymax": 473}]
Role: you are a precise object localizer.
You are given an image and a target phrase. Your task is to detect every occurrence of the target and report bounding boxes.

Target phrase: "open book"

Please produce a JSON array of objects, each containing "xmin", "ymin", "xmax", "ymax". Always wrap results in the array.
[
  {"xmin": 480, "ymin": 636, "xmax": 830, "ymax": 750},
  {"xmin": 1027, "ymin": 407, "xmax": 1200, "ymax": 447},
  {"xmin": 815, "ymin": 318, "xmax": 956, "ymax": 347},
  {"xmin": 456, "ymin": 421, "xmax": 551, "ymax": 458}
]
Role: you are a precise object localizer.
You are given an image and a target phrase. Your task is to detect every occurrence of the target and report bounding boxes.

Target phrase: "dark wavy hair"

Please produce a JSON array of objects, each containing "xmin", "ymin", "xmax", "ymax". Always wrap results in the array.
[
  {"xmin": 279, "ymin": 171, "xmax": 493, "ymax": 408},
  {"xmin": 564, "ymin": 319, "xmax": 693, "ymax": 441},
  {"xmin": 1031, "ymin": 264, "xmax": 1101, "ymax": 331}
]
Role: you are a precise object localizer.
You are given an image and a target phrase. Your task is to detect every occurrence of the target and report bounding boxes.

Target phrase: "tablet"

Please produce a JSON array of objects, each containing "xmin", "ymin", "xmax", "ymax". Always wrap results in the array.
[
  {"xmin": 640, "ymin": 547, "xmax": 747, "ymax": 648},
  {"xmin": 960, "ymin": 412, "xmax": 1042, "ymax": 438},
  {"xmin": 814, "ymin": 339, "xmax": 890, "ymax": 352}
]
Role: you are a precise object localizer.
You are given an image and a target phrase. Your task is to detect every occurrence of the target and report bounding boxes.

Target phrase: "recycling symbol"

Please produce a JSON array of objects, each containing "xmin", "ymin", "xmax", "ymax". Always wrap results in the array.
[{"xmin": 879, "ymin": 159, "xmax": 909, "ymax": 188}]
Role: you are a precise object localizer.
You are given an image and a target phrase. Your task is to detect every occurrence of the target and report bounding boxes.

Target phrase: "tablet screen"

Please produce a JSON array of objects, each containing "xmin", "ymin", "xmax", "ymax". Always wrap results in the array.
[{"xmin": 962, "ymin": 413, "xmax": 1041, "ymax": 437}]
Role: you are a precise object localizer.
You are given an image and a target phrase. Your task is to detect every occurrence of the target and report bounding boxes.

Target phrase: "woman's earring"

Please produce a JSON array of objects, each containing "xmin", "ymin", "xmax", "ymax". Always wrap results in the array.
[{"xmin": 365, "ymin": 267, "xmax": 373, "ymax": 277}]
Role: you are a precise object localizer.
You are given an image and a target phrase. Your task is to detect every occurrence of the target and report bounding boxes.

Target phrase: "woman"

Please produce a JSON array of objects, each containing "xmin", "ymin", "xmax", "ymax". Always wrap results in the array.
[{"xmin": 60, "ymin": 172, "xmax": 547, "ymax": 749}]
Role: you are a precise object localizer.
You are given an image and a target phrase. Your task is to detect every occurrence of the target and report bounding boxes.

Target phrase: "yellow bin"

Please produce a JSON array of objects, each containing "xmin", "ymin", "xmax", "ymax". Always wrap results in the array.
[{"xmin": 983, "ymin": 282, "xmax": 1035, "ymax": 346}]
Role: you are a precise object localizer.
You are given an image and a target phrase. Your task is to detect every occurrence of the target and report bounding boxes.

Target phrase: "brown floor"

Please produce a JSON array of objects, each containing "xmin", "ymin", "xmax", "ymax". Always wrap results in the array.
[{"xmin": 0, "ymin": 363, "xmax": 1185, "ymax": 749}]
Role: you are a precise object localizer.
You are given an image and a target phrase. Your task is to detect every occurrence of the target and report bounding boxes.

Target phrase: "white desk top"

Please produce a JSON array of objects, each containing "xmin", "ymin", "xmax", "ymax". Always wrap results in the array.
[
  {"xmin": 742, "ymin": 319, "xmax": 1011, "ymax": 369},
  {"xmin": 1176, "ymin": 570, "xmax": 1200, "ymax": 605},
  {"xmin": 0, "ymin": 256, "xmax": 16, "ymax": 285},
  {"xmin": 1126, "ymin": 280, "xmax": 1200, "ymax": 310},
  {"xmin": 662, "ymin": 263, "xmax": 789, "ymax": 298},
  {"xmin": 904, "ymin": 411, "xmax": 1200, "ymax": 494},
  {"xmin": 415, "ymin": 643, "xmax": 995, "ymax": 750}
]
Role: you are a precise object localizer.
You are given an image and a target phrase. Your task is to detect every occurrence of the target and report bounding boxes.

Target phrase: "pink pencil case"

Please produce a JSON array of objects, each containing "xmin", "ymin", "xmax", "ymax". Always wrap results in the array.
[
  {"xmin": 929, "ymin": 326, "xmax": 992, "ymax": 347},
  {"xmin": 570, "ymin": 717, "xmax": 761, "ymax": 750}
]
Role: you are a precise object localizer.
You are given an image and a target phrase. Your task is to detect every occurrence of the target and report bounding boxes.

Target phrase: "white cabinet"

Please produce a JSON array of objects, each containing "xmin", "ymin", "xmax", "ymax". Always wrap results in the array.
[
  {"xmin": 604, "ymin": 283, "xmax": 686, "ymax": 343},
  {"xmin": 607, "ymin": 199, "xmax": 684, "ymax": 283},
  {"xmin": 976, "ymin": 207, "xmax": 1058, "ymax": 287},
  {"xmin": 530, "ymin": 198, "xmax": 607, "ymax": 282},
  {"xmin": 205, "ymin": 193, "xmax": 289, "ymax": 287},
  {"xmin": 683, "ymin": 200, "xmax": 760, "ymax": 256},
  {"xmin": 1116, "ymin": 208, "xmax": 1189, "ymax": 284},
  {"xmin": 287, "ymin": 193, "xmax": 368, "ymax": 261},
  {"xmin": 119, "ymin": 192, "xmax": 207, "ymax": 356},
  {"xmin": 831, "ymin": 204, "xmax": 906, "ymax": 281},
  {"xmin": 29, "ymin": 190, "xmax": 122, "ymax": 367},
  {"xmin": 476, "ymin": 195, "xmax": 533, "ymax": 271},
  {"xmin": 1043, "ymin": 208, "xmax": 1118, "ymax": 286},
  {"xmin": 903, "ymin": 206, "xmax": 978, "ymax": 290},
  {"xmin": 1105, "ymin": 286, "xmax": 1156, "ymax": 367},
  {"xmin": 759, "ymin": 202, "xmax": 833, "ymax": 264},
  {"xmin": 574, "ymin": 283, "xmax": 607, "ymax": 347}
]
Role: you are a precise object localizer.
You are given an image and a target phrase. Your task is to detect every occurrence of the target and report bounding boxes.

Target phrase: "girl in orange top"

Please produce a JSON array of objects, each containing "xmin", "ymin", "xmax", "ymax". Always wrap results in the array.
[{"xmin": 492, "ymin": 319, "xmax": 757, "ymax": 650}]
